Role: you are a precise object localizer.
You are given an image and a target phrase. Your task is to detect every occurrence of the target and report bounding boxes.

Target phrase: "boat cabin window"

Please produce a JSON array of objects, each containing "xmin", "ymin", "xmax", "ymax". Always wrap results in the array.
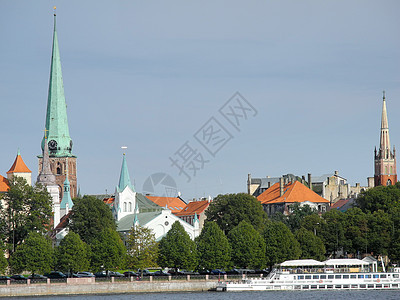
[
  {"xmin": 320, "ymin": 275, "xmax": 326, "ymax": 279},
  {"xmin": 343, "ymin": 275, "xmax": 349, "ymax": 279},
  {"xmin": 335, "ymin": 275, "xmax": 341, "ymax": 279},
  {"xmin": 380, "ymin": 274, "xmax": 386, "ymax": 278},
  {"xmin": 298, "ymin": 275, "xmax": 304, "ymax": 280},
  {"xmin": 305, "ymin": 275, "xmax": 311, "ymax": 279},
  {"xmin": 358, "ymin": 275, "xmax": 364, "ymax": 278},
  {"xmin": 312, "ymin": 275, "xmax": 319, "ymax": 279},
  {"xmin": 393, "ymin": 274, "xmax": 399, "ymax": 278},
  {"xmin": 373, "ymin": 274, "xmax": 379, "ymax": 278},
  {"xmin": 393, "ymin": 284, "xmax": 398, "ymax": 288},
  {"xmin": 365, "ymin": 275, "xmax": 371, "ymax": 278},
  {"xmin": 368, "ymin": 284, "xmax": 374, "ymax": 288},
  {"xmin": 360, "ymin": 284, "xmax": 366, "ymax": 288},
  {"xmin": 328, "ymin": 275, "xmax": 334, "ymax": 279},
  {"xmin": 350, "ymin": 275, "xmax": 356, "ymax": 279}
]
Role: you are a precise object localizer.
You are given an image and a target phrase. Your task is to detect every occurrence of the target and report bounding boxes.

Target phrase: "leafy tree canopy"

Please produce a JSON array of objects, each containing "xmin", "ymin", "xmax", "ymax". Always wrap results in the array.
[
  {"xmin": 295, "ymin": 227, "xmax": 326, "ymax": 261},
  {"xmin": 158, "ymin": 221, "xmax": 197, "ymax": 270},
  {"xmin": 9, "ymin": 232, "xmax": 54, "ymax": 275},
  {"xmin": 0, "ymin": 177, "xmax": 53, "ymax": 253},
  {"xmin": 69, "ymin": 195, "xmax": 116, "ymax": 244},
  {"xmin": 264, "ymin": 221, "xmax": 301, "ymax": 268},
  {"xmin": 356, "ymin": 183, "xmax": 400, "ymax": 213},
  {"xmin": 205, "ymin": 193, "xmax": 268, "ymax": 234},
  {"xmin": 228, "ymin": 220, "xmax": 266, "ymax": 269},
  {"xmin": 196, "ymin": 221, "xmax": 231, "ymax": 270},
  {"xmin": 126, "ymin": 225, "xmax": 158, "ymax": 270},
  {"xmin": 56, "ymin": 231, "xmax": 90, "ymax": 274},
  {"xmin": 90, "ymin": 228, "xmax": 126, "ymax": 272}
]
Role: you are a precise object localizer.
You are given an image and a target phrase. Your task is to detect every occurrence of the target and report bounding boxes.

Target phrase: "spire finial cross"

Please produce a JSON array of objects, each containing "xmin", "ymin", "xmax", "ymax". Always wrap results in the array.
[
  {"xmin": 383, "ymin": 90, "xmax": 386, "ymax": 100},
  {"xmin": 44, "ymin": 128, "xmax": 49, "ymax": 140}
]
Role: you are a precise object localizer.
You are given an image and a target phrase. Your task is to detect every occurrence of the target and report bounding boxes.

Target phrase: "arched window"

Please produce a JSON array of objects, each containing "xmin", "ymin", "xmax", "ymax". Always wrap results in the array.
[
  {"xmin": 123, "ymin": 202, "xmax": 127, "ymax": 212},
  {"xmin": 57, "ymin": 162, "xmax": 61, "ymax": 175},
  {"xmin": 128, "ymin": 202, "xmax": 132, "ymax": 212},
  {"xmin": 387, "ymin": 179, "xmax": 392, "ymax": 186},
  {"xmin": 385, "ymin": 166, "xmax": 388, "ymax": 174},
  {"xmin": 390, "ymin": 166, "xmax": 393, "ymax": 174}
]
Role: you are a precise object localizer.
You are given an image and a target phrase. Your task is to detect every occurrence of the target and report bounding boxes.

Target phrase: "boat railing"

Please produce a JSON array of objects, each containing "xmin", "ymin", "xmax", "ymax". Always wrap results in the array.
[{"xmin": 279, "ymin": 267, "xmax": 369, "ymax": 274}]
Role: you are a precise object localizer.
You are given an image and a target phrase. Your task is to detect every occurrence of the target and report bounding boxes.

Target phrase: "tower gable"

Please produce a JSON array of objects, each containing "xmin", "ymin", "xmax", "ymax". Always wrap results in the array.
[{"xmin": 374, "ymin": 91, "xmax": 397, "ymax": 187}]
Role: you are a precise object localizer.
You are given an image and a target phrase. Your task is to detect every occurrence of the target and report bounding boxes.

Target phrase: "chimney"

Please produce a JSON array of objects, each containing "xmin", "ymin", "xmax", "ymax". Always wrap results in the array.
[
  {"xmin": 308, "ymin": 173, "xmax": 312, "ymax": 190},
  {"xmin": 334, "ymin": 170, "xmax": 339, "ymax": 176},
  {"xmin": 268, "ymin": 181, "xmax": 271, "ymax": 188},
  {"xmin": 280, "ymin": 177, "xmax": 284, "ymax": 197},
  {"xmin": 247, "ymin": 173, "xmax": 251, "ymax": 194}
]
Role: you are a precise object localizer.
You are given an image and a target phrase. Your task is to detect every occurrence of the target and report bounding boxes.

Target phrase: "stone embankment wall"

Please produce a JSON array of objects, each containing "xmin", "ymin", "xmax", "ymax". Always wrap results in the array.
[{"xmin": 0, "ymin": 277, "xmax": 221, "ymax": 297}]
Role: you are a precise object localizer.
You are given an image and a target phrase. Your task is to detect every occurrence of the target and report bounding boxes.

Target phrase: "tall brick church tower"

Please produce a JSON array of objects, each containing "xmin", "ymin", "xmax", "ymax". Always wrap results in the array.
[
  {"xmin": 374, "ymin": 91, "xmax": 397, "ymax": 186},
  {"xmin": 38, "ymin": 12, "xmax": 77, "ymax": 199}
]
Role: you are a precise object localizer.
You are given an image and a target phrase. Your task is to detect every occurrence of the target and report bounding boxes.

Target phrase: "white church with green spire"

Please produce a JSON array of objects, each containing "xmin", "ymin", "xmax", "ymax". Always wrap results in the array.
[
  {"xmin": 38, "ymin": 12, "xmax": 77, "ymax": 200},
  {"xmin": 114, "ymin": 154, "xmax": 200, "ymax": 241}
]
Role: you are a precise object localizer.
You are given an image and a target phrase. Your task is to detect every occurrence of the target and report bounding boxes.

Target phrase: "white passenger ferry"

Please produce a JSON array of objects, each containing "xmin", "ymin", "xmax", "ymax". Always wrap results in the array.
[{"xmin": 216, "ymin": 258, "xmax": 400, "ymax": 291}]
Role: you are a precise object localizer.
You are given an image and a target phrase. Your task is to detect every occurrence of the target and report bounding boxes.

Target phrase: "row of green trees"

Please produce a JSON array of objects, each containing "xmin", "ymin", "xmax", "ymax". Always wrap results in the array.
[{"xmin": 2, "ymin": 178, "xmax": 400, "ymax": 275}]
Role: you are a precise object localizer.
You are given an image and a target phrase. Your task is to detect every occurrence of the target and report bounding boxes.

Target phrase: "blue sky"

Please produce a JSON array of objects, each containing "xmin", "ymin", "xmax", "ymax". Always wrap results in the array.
[{"xmin": 1, "ymin": 1, "xmax": 399, "ymax": 200}]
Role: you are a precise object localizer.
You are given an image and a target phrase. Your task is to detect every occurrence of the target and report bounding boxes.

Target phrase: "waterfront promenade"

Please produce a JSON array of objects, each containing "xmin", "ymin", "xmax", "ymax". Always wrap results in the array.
[{"xmin": 0, "ymin": 275, "xmax": 229, "ymax": 297}]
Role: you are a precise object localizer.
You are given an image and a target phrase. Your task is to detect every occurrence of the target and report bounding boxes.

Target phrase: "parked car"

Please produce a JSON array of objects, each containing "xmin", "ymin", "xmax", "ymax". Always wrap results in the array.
[
  {"xmin": 210, "ymin": 269, "xmax": 226, "ymax": 275},
  {"xmin": 123, "ymin": 271, "xmax": 139, "ymax": 277},
  {"xmin": 152, "ymin": 270, "xmax": 169, "ymax": 276},
  {"xmin": 28, "ymin": 274, "xmax": 48, "ymax": 280},
  {"xmin": 44, "ymin": 271, "xmax": 67, "ymax": 279},
  {"xmin": 177, "ymin": 270, "xmax": 200, "ymax": 276},
  {"xmin": 109, "ymin": 271, "xmax": 124, "ymax": 277},
  {"xmin": 10, "ymin": 275, "xmax": 27, "ymax": 281},
  {"xmin": 75, "ymin": 272, "xmax": 95, "ymax": 278},
  {"xmin": 227, "ymin": 268, "xmax": 255, "ymax": 275},
  {"xmin": 0, "ymin": 276, "xmax": 14, "ymax": 281}
]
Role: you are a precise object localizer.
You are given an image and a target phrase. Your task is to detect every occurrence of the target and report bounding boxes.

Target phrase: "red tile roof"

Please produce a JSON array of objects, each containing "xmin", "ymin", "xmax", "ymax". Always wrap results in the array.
[
  {"xmin": 103, "ymin": 197, "xmax": 115, "ymax": 205},
  {"xmin": 174, "ymin": 200, "xmax": 210, "ymax": 216},
  {"xmin": 330, "ymin": 199, "xmax": 349, "ymax": 209},
  {"xmin": 146, "ymin": 196, "xmax": 186, "ymax": 212},
  {"xmin": 0, "ymin": 175, "xmax": 9, "ymax": 192},
  {"xmin": 257, "ymin": 181, "xmax": 329, "ymax": 205},
  {"xmin": 7, "ymin": 153, "xmax": 31, "ymax": 174}
]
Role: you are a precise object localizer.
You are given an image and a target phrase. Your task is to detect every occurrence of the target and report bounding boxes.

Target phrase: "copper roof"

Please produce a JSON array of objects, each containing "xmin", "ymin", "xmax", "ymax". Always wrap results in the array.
[
  {"xmin": 0, "ymin": 175, "xmax": 9, "ymax": 192},
  {"xmin": 174, "ymin": 200, "xmax": 210, "ymax": 216},
  {"xmin": 146, "ymin": 196, "xmax": 186, "ymax": 212},
  {"xmin": 7, "ymin": 153, "xmax": 31, "ymax": 174},
  {"xmin": 258, "ymin": 181, "xmax": 329, "ymax": 204}
]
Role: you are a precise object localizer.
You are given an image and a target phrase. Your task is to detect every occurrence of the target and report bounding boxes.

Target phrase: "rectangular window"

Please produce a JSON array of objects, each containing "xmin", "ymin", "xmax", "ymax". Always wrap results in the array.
[
  {"xmin": 373, "ymin": 274, "xmax": 379, "ymax": 278},
  {"xmin": 302, "ymin": 285, "xmax": 309, "ymax": 290},
  {"xmin": 335, "ymin": 275, "xmax": 341, "ymax": 279},
  {"xmin": 298, "ymin": 275, "xmax": 304, "ymax": 280},
  {"xmin": 343, "ymin": 285, "xmax": 350, "ymax": 288},
  {"xmin": 311, "ymin": 285, "xmax": 318, "ymax": 289},
  {"xmin": 312, "ymin": 275, "xmax": 319, "ymax": 279},
  {"xmin": 392, "ymin": 284, "xmax": 398, "ymax": 288},
  {"xmin": 351, "ymin": 285, "xmax": 358, "ymax": 289},
  {"xmin": 320, "ymin": 275, "xmax": 326, "ymax": 279},
  {"xmin": 368, "ymin": 284, "xmax": 374, "ymax": 288},
  {"xmin": 343, "ymin": 275, "xmax": 349, "ymax": 279},
  {"xmin": 358, "ymin": 275, "xmax": 364, "ymax": 279},
  {"xmin": 380, "ymin": 274, "xmax": 386, "ymax": 278},
  {"xmin": 327, "ymin": 285, "xmax": 333, "ymax": 289},
  {"xmin": 328, "ymin": 275, "xmax": 334, "ymax": 279},
  {"xmin": 394, "ymin": 274, "xmax": 399, "ymax": 278},
  {"xmin": 365, "ymin": 275, "xmax": 371, "ymax": 278},
  {"xmin": 305, "ymin": 275, "xmax": 311, "ymax": 279},
  {"xmin": 335, "ymin": 285, "xmax": 342, "ymax": 289},
  {"xmin": 350, "ymin": 275, "xmax": 356, "ymax": 279},
  {"xmin": 376, "ymin": 284, "xmax": 382, "ymax": 288},
  {"xmin": 360, "ymin": 284, "xmax": 366, "ymax": 288}
]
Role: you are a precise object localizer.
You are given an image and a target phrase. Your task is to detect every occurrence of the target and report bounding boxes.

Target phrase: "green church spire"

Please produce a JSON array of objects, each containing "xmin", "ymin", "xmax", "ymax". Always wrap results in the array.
[
  {"xmin": 117, "ymin": 154, "xmax": 135, "ymax": 192},
  {"xmin": 41, "ymin": 12, "xmax": 74, "ymax": 157}
]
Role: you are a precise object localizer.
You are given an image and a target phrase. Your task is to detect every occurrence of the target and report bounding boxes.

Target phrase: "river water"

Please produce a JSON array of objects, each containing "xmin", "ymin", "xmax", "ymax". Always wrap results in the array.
[{"xmin": 13, "ymin": 290, "xmax": 400, "ymax": 300}]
